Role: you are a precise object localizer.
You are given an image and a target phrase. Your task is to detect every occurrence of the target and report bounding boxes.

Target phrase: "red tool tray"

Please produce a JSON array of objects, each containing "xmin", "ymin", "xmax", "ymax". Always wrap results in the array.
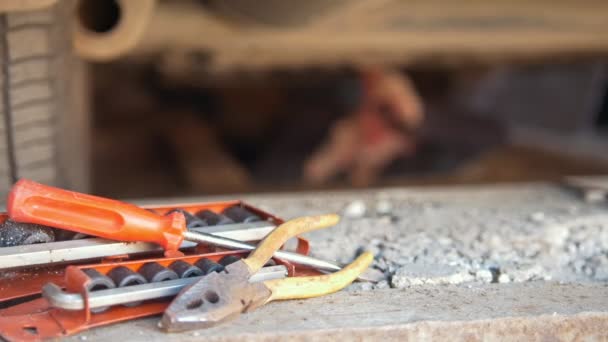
[
  {"xmin": 0, "ymin": 200, "xmax": 309, "ymax": 302},
  {"xmin": 0, "ymin": 201, "xmax": 314, "ymax": 341}
]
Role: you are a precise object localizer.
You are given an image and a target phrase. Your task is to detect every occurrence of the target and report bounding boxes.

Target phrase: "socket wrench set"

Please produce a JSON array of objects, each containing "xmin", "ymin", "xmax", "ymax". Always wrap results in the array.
[{"xmin": 0, "ymin": 184, "xmax": 312, "ymax": 341}]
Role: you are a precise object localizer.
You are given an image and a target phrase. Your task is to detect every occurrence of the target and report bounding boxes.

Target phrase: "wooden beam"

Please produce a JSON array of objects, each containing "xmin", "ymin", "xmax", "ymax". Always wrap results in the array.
[{"xmin": 131, "ymin": 1, "xmax": 608, "ymax": 68}]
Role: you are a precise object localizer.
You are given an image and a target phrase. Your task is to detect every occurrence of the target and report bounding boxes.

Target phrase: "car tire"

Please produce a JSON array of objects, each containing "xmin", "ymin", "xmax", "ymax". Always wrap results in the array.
[{"xmin": 0, "ymin": 1, "xmax": 89, "ymax": 202}]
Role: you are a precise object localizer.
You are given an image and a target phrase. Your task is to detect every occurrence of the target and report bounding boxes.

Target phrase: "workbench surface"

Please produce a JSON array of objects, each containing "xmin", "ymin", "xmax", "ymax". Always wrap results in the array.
[{"xmin": 71, "ymin": 181, "xmax": 608, "ymax": 340}]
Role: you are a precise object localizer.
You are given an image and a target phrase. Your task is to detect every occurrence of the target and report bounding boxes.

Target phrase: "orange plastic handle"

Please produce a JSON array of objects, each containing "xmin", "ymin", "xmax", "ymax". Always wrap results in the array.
[{"xmin": 7, "ymin": 179, "xmax": 186, "ymax": 251}]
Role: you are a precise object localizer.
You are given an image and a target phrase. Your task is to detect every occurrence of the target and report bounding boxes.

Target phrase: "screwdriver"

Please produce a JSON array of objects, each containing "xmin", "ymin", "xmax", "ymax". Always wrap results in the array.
[{"xmin": 6, "ymin": 179, "xmax": 358, "ymax": 276}]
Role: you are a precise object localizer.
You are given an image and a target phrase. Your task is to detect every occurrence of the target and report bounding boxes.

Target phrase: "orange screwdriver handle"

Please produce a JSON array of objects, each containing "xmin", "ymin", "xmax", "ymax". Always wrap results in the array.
[{"xmin": 7, "ymin": 179, "xmax": 186, "ymax": 251}]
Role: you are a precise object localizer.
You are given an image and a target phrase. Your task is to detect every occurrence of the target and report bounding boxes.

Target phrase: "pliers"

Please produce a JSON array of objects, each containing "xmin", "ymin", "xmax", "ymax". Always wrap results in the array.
[{"xmin": 160, "ymin": 214, "xmax": 373, "ymax": 332}]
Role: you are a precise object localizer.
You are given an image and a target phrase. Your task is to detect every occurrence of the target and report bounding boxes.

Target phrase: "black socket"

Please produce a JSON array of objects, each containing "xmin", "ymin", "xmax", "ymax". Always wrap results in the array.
[
  {"xmin": 194, "ymin": 258, "xmax": 225, "ymax": 274},
  {"xmin": 139, "ymin": 262, "xmax": 179, "ymax": 283},
  {"xmin": 83, "ymin": 269, "xmax": 116, "ymax": 313},
  {"xmin": 107, "ymin": 266, "xmax": 148, "ymax": 307},
  {"xmin": 165, "ymin": 208, "xmax": 208, "ymax": 228},
  {"xmin": 195, "ymin": 210, "xmax": 235, "ymax": 225},
  {"xmin": 217, "ymin": 255, "xmax": 242, "ymax": 267},
  {"xmin": 222, "ymin": 205, "xmax": 262, "ymax": 223},
  {"xmin": 169, "ymin": 260, "xmax": 204, "ymax": 278}
]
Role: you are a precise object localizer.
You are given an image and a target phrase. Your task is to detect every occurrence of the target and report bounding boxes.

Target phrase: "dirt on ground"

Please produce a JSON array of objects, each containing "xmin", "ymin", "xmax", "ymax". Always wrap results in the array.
[{"xmin": 188, "ymin": 182, "xmax": 608, "ymax": 290}]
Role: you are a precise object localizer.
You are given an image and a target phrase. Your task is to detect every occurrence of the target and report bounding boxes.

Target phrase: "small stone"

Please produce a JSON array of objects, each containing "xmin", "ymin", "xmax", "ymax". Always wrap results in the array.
[
  {"xmin": 348, "ymin": 282, "xmax": 373, "ymax": 291},
  {"xmin": 579, "ymin": 239, "xmax": 599, "ymax": 259},
  {"xmin": 378, "ymin": 216, "xmax": 394, "ymax": 225},
  {"xmin": 80, "ymin": 336, "xmax": 87, "ymax": 341},
  {"xmin": 375, "ymin": 200, "xmax": 393, "ymax": 216},
  {"xmin": 544, "ymin": 225, "xmax": 570, "ymax": 246},
  {"xmin": 572, "ymin": 259, "xmax": 586, "ymax": 273},
  {"xmin": 343, "ymin": 200, "xmax": 367, "ymax": 218},
  {"xmin": 584, "ymin": 189, "xmax": 606, "ymax": 203},
  {"xmin": 498, "ymin": 274, "xmax": 510, "ymax": 283},
  {"xmin": 192, "ymin": 332, "xmax": 200, "ymax": 337},
  {"xmin": 530, "ymin": 212, "xmax": 545, "ymax": 223},
  {"xmin": 370, "ymin": 238, "xmax": 383, "ymax": 246},
  {"xmin": 584, "ymin": 266, "xmax": 593, "ymax": 276},
  {"xmin": 362, "ymin": 268, "xmax": 386, "ymax": 283},
  {"xmin": 390, "ymin": 263, "xmax": 474, "ymax": 288},
  {"xmin": 374, "ymin": 280, "xmax": 390, "ymax": 289},
  {"xmin": 510, "ymin": 265, "xmax": 545, "ymax": 282},
  {"xmin": 476, "ymin": 269, "xmax": 493, "ymax": 283},
  {"xmin": 374, "ymin": 258, "xmax": 390, "ymax": 271},
  {"xmin": 593, "ymin": 264, "xmax": 608, "ymax": 281},
  {"xmin": 437, "ymin": 237, "xmax": 452, "ymax": 246},
  {"xmin": 566, "ymin": 205, "xmax": 579, "ymax": 215}
]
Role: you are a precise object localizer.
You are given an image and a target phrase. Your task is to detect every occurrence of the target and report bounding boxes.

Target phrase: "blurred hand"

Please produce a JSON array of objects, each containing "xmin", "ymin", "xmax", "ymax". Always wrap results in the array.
[{"xmin": 304, "ymin": 67, "xmax": 424, "ymax": 186}]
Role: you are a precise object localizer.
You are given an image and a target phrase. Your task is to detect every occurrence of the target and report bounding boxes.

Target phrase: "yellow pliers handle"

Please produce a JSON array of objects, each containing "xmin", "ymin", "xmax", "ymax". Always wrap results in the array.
[{"xmin": 243, "ymin": 214, "xmax": 374, "ymax": 302}]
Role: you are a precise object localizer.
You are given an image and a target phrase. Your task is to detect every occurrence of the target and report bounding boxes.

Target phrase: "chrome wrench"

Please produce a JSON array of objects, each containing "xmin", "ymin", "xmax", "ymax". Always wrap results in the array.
[{"xmin": 43, "ymin": 265, "xmax": 287, "ymax": 311}]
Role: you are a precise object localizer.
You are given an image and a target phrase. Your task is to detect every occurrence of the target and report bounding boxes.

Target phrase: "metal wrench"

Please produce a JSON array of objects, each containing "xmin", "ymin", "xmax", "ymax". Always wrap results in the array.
[{"xmin": 43, "ymin": 265, "xmax": 287, "ymax": 311}]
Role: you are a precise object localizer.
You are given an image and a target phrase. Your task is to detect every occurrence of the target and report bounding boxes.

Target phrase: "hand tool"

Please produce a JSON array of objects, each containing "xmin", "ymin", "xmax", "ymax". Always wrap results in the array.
[
  {"xmin": 0, "ymin": 250, "xmax": 294, "ymax": 342},
  {"xmin": 0, "ymin": 221, "xmax": 277, "ymax": 269},
  {"xmin": 0, "ymin": 197, "xmax": 311, "ymax": 306},
  {"xmin": 161, "ymin": 215, "xmax": 373, "ymax": 332},
  {"xmin": 43, "ymin": 265, "xmax": 287, "ymax": 311},
  {"xmin": 7, "ymin": 179, "xmax": 364, "ymax": 278}
]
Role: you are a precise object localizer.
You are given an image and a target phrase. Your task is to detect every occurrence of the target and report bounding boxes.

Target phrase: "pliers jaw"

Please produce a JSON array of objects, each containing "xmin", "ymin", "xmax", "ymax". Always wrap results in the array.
[
  {"xmin": 160, "ymin": 261, "xmax": 271, "ymax": 332},
  {"xmin": 161, "ymin": 215, "xmax": 373, "ymax": 332}
]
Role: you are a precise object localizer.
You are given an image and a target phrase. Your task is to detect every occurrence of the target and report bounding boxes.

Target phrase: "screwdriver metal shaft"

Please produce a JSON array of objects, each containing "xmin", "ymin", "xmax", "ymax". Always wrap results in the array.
[{"xmin": 183, "ymin": 230, "xmax": 340, "ymax": 272}]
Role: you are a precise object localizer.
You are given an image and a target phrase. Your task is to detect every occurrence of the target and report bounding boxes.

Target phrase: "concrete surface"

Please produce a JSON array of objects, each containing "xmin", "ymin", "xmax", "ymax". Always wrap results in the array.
[
  {"xmin": 184, "ymin": 181, "xmax": 608, "ymax": 288},
  {"xmin": 73, "ymin": 282, "xmax": 608, "ymax": 341},
  {"xmin": 79, "ymin": 181, "xmax": 608, "ymax": 340}
]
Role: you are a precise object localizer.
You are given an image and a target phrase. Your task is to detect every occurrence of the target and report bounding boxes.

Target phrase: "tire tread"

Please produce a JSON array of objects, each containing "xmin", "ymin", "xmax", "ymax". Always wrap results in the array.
[{"xmin": 0, "ymin": 5, "xmax": 63, "ymax": 199}]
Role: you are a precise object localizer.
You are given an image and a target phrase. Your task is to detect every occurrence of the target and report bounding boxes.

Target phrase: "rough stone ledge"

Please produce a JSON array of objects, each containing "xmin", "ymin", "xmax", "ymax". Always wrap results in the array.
[{"xmin": 72, "ymin": 282, "xmax": 608, "ymax": 341}]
